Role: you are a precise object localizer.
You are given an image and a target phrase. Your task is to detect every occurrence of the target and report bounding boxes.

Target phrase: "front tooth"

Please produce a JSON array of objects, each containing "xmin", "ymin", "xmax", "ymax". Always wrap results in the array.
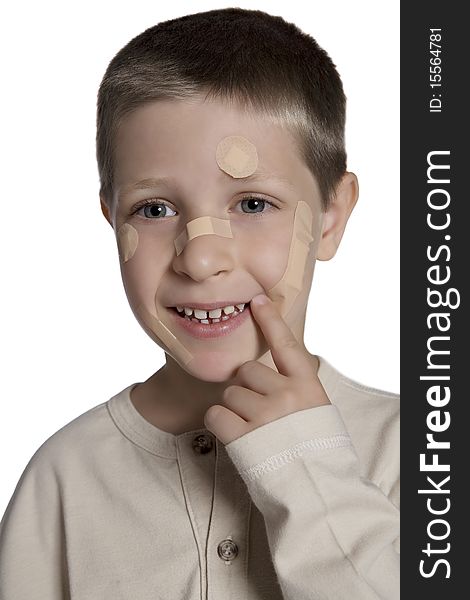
[
  {"xmin": 208, "ymin": 308, "xmax": 222, "ymax": 318},
  {"xmin": 176, "ymin": 306, "xmax": 184, "ymax": 312},
  {"xmin": 184, "ymin": 307, "xmax": 193, "ymax": 316},
  {"xmin": 222, "ymin": 305, "xmax": 235, "ymax": 315},
  {"xmin": 236, "ymin": 303, "xmax": 245, "ymax": 311},
  {"xmin": 194, "ymin": 309, "xmax": 209, "ymax": 319}
]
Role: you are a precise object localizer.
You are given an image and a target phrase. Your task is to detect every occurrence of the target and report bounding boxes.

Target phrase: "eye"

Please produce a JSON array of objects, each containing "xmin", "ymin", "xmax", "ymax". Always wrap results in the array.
[
  {"xmin": 238, "ymin": 196, "xmax": 273, "ymax": 214},
  {"xmin": 133, "ymin": 201, "xmax": 177, "ymax": 219}
]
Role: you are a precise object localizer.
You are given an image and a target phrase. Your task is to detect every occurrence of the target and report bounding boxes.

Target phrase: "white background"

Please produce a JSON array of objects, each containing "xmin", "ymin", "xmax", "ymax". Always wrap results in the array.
[{"xmin": 0, "ymin": 0, "xmax": 399, "ymax": 516}]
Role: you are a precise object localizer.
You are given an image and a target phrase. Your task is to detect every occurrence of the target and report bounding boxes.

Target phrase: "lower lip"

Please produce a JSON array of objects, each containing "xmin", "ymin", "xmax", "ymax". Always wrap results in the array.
[{"xmin": 168, "ymin": 306, "xmax": 251, "ymax": 339}]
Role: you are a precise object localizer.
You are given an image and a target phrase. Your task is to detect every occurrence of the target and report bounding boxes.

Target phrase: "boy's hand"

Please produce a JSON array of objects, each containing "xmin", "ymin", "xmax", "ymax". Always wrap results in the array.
[{"xmin": 204, "ymin": 294, "xmax": 330, "ymax": 445}]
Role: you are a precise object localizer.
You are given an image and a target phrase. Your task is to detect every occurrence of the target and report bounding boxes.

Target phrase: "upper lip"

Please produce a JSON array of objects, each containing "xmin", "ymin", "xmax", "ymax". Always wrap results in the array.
[{"xmin": 169, "ymin": 300, "xmax": 250, "ymax": 310}]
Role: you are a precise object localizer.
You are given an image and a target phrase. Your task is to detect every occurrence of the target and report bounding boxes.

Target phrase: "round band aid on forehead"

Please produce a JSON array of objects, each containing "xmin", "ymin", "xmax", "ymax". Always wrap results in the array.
[
  {"xmin": 174, "ymin": 216, "xmax": 233, "ymax": 256},
  {"xmin": 117, "ymin": 223, "xmax": 139, "ymax": 262},
  {"xmin": 216, "ymin": 135, "xmax": 258, "ymax": 178}
]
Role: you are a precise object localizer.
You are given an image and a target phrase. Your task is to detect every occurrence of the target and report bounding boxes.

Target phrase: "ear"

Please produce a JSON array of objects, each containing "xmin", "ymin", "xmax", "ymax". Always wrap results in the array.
[
  {"xmin": 316, "ymin": 172, "xmax": 359, "ymax": 261},
  {"xmin": 100, "ymin": 195, "xmax": 114, "ymax": 228}
]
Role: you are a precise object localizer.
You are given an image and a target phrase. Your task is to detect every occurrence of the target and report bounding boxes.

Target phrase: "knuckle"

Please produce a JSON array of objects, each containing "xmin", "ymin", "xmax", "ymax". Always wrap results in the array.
[
  {"xmin": 280, "ymin": 388, "xmax": 297, "ymax": 407},
  {"xmin": 205, "ymin": 405, "xmax": 221, "ymax": 423},
  {"xmin": 238, "ymin": 360, "xmax": 257, "ymax": 376},
  {"xmin": 222, "ymin": 385, "xmax": 236, "ymax": 401}
]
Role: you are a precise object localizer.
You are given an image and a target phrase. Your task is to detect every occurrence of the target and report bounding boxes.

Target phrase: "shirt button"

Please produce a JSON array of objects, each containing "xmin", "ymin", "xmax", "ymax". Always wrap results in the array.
[
  {"xmin": 217, "ymin": 537, "xmax": 239, "ymax": 563},
  {"xmin": 192, "ymin": 433, "xmax": 214, "ymax": 454}
]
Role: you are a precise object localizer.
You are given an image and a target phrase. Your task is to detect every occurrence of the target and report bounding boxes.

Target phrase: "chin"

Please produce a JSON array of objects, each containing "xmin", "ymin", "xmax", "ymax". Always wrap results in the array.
[{"xmin": 176, "ymin": 349, "xmax": 255, "ymax": 383}]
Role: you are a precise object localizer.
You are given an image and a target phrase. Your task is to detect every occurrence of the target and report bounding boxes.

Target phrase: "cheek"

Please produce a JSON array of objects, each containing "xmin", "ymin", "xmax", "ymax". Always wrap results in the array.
[
  {"xmin": 116, "ymin": 223, "xmax": 138, "ymax": 262},
  {"xmin": 250, "ymin": 201, "xmax": 315, "ymax": 318},
  {"xmin": 237, "ymin": 212, "xmax": 298, "ymax": 291},
  {"xmin": 116, "ymin": 224, "xmax": 167, "ymax": 310},
  {"xmin": 245, "ymin": 233, "xmax": 291, "ymax": 289}
]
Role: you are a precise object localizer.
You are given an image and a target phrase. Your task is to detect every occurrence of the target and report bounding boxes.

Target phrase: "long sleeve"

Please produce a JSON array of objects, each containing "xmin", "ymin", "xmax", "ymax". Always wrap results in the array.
[
  {"xmin": 0, "ymin": 451, "xmax": 70, "ymax": 599},
  {"xmin": 225, "ymin": 404, "xmax": 400, "ymax": 600}
]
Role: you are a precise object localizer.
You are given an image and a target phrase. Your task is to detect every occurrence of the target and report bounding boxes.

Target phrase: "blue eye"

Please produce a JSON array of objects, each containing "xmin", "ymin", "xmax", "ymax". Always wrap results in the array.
[
  {"xmin": 132, "ymin": 197, "xmax": 274, "ymax": 219},
  {"xmin": 135, "ymin": 202, "xmax": 176, "ymax": 218},
  {"xmin": 240, "ymin": 197, "xmax": 266, "ymax": 213}
]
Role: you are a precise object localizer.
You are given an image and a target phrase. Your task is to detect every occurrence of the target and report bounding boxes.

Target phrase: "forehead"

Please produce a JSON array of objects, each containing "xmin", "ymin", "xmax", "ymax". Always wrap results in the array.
[{"xmin": 113, "ymin": 97, "xmax": 319, "ymax": 202}]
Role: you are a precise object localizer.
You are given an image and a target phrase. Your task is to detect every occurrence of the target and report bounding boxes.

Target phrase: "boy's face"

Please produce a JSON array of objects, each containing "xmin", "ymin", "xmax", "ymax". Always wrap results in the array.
[{"xmin": 103, "ymin": 97, "xmax": 348, "ymax": 382}]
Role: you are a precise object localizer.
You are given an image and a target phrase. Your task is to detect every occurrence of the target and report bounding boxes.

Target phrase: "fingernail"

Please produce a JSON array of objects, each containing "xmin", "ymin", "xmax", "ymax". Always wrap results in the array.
[{"xmin": 252, "ymin": 294, "xmax": 269, "ymax": 306}]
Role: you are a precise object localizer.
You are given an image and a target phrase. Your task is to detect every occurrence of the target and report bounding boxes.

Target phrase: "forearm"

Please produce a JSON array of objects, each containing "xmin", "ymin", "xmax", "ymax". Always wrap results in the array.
[{"xmin": 226, "ymin": 404, "xmax": 400, "ymax": 600}]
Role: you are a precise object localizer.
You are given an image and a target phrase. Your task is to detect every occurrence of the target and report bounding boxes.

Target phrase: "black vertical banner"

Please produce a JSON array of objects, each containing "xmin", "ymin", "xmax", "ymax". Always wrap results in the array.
[{"xmin": 401, "ymin": 2, "xmax": 467, "ymax": 596}]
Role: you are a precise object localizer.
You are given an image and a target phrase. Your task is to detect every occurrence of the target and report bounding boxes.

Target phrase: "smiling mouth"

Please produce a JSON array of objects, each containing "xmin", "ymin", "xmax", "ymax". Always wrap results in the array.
[{"xmin": 171, "ymin": 303, "xmax": 247, "ymax": 324}]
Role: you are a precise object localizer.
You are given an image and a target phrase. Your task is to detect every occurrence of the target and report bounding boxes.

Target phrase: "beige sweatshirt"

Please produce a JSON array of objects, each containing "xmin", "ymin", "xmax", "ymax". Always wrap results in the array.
[{"xmin": 0, "ymin": 356, "xmax": 400, "ymax": 599}]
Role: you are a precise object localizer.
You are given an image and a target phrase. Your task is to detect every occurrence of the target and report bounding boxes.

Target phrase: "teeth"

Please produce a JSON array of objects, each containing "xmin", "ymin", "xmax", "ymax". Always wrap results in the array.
[{"xmin": 177, "ymin": 302, "xmax": 246, "ymax": 319}]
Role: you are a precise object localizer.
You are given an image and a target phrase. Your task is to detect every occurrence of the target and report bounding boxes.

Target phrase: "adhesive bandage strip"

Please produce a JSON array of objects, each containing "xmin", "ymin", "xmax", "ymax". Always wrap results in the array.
[
  {"xmin": 137, "ymin": 303, "xmax": 194, "ymax": 365},
  {"xmin": 216, "ymin": 135, "xmax": 258, "ymax": 179},
  {"xmin": 117, "ymin": 223, "xmax": 139, "ymax": 263},
  {"xmin": 267, "ymin": 200, "xmax": 314, "ymax": 317},
  {"xmin": 174, "ymin": 216, "xmax": 233, "ymax": 256}
]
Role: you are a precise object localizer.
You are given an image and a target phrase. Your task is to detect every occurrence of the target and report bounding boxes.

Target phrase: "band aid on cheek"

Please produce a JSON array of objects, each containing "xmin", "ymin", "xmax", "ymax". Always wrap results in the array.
[
  {"xmin": 136, "ymin": 303, "xmax": 194, "ymax": 365},
  {"xmin": 117, "ymin": 223, "xmax": 139, "ymax": 262},
  {"xmin": 267, "ymin": 200, "xmax": 314, "ymax": 317},
  {"xmin": 216, "ymin": 135, "xmax": 258, "ymax": 178},
  {"xmin": 174, "ymin": 216, "xmax": 233, "ymax": 255}
]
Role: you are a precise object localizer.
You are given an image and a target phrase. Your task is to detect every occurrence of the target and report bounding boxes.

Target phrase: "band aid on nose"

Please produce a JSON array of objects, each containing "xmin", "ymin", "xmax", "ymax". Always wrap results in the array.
[
  {"xmin": 216, "ymin": 135, "xmax": 258, "ymax": 178},
  {"xmin": 267, "ymin": 200, "xmax": 314, "ymax": 318},
  {"xmin": 117, "ymin": 223, "xmax": 139, "ymax": 262},
  {"xmin": 174, "ymin": 216, "xmax": 233, "ymax": 256}
]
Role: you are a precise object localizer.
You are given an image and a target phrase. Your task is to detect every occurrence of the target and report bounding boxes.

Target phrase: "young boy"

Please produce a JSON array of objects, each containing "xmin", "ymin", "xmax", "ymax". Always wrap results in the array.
[{"xmin": 0, "ymin": 8, "xmax": 399, "ymax": 599}]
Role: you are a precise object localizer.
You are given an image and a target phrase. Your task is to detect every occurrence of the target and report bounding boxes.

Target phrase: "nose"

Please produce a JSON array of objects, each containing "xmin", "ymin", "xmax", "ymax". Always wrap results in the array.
[{"xmin": 172, "ymin": 232, "xmax": 236, "ymax": 282}]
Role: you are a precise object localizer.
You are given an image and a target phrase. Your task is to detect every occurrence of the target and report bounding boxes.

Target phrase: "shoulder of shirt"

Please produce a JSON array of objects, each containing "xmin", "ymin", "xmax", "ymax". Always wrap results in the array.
[
  {"xmin": 318, "ymin": 354, "xmax": 399, "ymax": 416},
  {"xmin": 20, "ymin": 387, "xmax": 131, "ymax": 475},
  {"xmin": 317, "ymin": 355, "xmax": 400, "ymax": 497}
]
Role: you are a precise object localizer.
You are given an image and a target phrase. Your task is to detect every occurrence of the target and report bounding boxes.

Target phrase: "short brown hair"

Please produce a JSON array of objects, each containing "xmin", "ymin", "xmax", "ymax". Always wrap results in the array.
[{"xmin": 96, "ymin": 8, "xmax": 347, "ymax": 211}]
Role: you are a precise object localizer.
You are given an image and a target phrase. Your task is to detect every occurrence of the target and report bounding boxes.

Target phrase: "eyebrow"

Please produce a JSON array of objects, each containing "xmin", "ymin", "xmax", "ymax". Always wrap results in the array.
[
  {"xmin": 242, "ymin": 172, "xmax": 295, "ymax": 189},
  {"xmin": 118, "ymin": 172, "xmax": 295, "ymax": 198},
  {"xmin": 118, "ymin": 177, "xmax": 175, "ymax": 197}
]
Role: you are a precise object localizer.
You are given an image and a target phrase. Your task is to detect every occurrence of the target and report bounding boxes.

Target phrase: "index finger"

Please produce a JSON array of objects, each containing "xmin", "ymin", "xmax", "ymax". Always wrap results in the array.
[{"xmin": 250, "ymin": 294, "xmax": 313, "ymax": 378}]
